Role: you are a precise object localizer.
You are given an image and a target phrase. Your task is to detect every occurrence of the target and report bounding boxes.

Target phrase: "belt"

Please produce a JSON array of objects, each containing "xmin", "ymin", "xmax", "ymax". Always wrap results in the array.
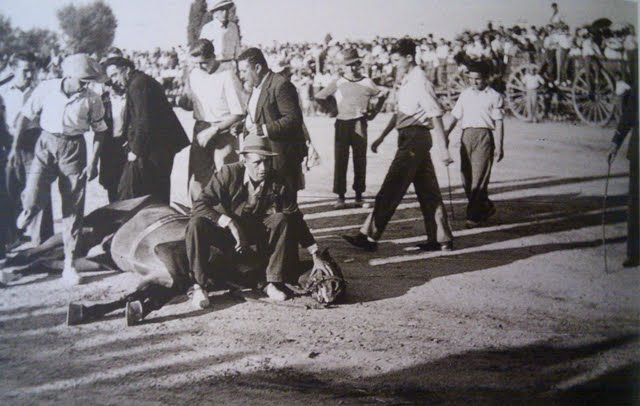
[{"xmin": 44, "ymin": 130, "xmax": 84, "ymax": 139}]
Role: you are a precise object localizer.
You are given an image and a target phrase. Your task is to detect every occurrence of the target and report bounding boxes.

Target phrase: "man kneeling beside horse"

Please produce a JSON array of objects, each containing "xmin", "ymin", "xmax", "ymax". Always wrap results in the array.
[{"xmin": 64, "ymin": 135, "xmax": 343, "ymax": 326}]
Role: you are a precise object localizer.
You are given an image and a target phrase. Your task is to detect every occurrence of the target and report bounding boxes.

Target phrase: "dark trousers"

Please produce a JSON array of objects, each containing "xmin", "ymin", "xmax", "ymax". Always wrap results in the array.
[
  {"xmin": 460, "ymin": 128, "xmax": 495, "ymax": 222},
  {"xmin": 334, "ymin": 118, "xmax": 367, "ymax": 196},
  {"xmin": 186, "ymin": 212, "xmax": 303, "ymax": 286},
  {"xmin": 627, "ymin": 127, "xmax": 639, "ymax": 260},
  {"xmin": 99, "ymin": 134, "xmax": 127, "ymax": 203},
  {"xmin": 118, "ymin": 153, "xmax": 174, "ymax": 204},
  {"xmin": 361, "ymin": 126, "xmax": 452, "ymax": 243}
]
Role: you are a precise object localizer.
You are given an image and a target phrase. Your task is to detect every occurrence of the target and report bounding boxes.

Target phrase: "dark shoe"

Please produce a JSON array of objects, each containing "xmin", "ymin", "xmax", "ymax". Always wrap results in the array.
[
  {"xmin": 125, "ymin": 301, "xmax": 144, "ymax": 327},
  {"xmin": 481, "ymin": 205, "xmax": 496, "ymax": 221},
  {"xmin": 342, "ymin": 233, "xmax": 377, "ymax": 252},
  {"xmin": 623, "ymin": 258, "xmax": 639, "ymax": 268},
  {"xmin": 415, "ymin": 241, "xmax": 453, "ymax": 252},
  {"xmin": 67, "ymin": 303, "xmax": 87, "ymax": 326}
]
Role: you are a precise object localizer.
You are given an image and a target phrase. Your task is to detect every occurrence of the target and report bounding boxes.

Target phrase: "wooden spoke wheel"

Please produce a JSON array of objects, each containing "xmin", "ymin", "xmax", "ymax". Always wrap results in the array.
[
  {"xmin": 505, "ymin": 64, "xmax": 544, "ymax": 121},
  {"xmin": 571, "ymin": 66, "xmax": 615, "ymax": 127}
]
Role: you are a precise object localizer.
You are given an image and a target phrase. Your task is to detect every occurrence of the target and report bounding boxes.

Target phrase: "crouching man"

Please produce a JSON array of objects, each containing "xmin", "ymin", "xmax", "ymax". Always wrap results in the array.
[{"xmin": 186, "ymin": 134, "xmax": 323, "ymax": 303}]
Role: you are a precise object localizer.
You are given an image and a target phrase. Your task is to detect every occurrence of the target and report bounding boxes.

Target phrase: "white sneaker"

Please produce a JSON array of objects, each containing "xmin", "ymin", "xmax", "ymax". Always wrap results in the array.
[
  {"xmin": 62, "ymin": 265, "xmax": 82, "ymax": 286},
  {"xmin": 265, "ymin": 283, "xmax": 288, "ymax": 301},
  {"xmin": 191, "ymin": 284, "xmax": 210, "ymax": 309}
]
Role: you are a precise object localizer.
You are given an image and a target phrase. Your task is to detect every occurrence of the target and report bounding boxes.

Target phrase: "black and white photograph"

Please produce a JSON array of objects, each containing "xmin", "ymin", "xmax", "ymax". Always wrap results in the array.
[{"xmin": 0, "ymin": 0, "xmax": 638, "ymax": 403}]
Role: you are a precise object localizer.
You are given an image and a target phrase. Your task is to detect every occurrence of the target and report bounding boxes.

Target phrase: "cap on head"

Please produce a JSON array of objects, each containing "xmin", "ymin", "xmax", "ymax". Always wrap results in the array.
[
  {"xmin": 207, "ymin": 0, "xmax": 233, "ymax": 12},
  {"xmin": 238, "ymin": 135, "xmax": 278, "ymax": 157},
  {"xmin": 341, "ymin": 48, "xmax": 361, "ymax": 66},
  {"xmin": 62, "ymin": 53, "xmax": 106, "ymax": 83}
]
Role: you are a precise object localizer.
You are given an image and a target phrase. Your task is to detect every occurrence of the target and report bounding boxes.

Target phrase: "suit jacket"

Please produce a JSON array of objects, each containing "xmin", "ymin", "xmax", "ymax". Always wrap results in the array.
[
  {"xmin": 248, "ymin": 71, "xmax": 307, "ymax": 171},
  {"xmin": 191, "ymin": 162, "xmax": 300, "ymax": 225},
  {"xmin": 123, "ymin": 71, "xmax": 190, "ymax": 161}
]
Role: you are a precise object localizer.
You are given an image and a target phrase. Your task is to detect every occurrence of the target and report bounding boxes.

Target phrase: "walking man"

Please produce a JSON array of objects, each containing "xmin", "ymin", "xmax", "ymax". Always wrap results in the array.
[
  {"xmin": 184, "ymin": 39, "xmax": 245, "ymax": 201},
  {"xmin": 103, "ymin": 56, "xmax": 190, "ymax": 203},
  {"xmin": 2, "ymin": 52, "xmax": 53, "ymax": 246},
  {"xmin": 315, "ymin": 48, "xmax": 387, "ymax": 208},
  {"xmin": 446, "ymin": 62, "xmax": 505, "ymax": 228},
  {"xmin": 342, "ymin": 39, "xmax": 454, "ymax": 252},
  {"xmin": 10, "ymin": 54, "xmax": 107, "ymax": 285}
]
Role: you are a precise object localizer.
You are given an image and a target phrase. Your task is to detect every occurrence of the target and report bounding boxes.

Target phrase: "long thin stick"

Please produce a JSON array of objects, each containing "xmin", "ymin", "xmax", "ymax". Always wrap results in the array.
[
  {"xmin": 603, "ymin": 161, "xmax": 611, "ymax": 273},
  {"xmin": 447, "ymin": 166, "xmax": 455, "ymax": 221}
]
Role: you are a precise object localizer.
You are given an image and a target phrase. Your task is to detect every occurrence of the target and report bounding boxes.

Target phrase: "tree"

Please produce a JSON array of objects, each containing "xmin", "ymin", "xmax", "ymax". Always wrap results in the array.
[
  {"xmin": 56, "ymin": 0, "xmax": 117, "ymax": 56},
  {"xmin": 187, "ymin": 0, "xmax": 211, "ymax": 47},
  {"xmin": 14, "ymin": 28, "xmax": 60, "ymax": 56},
  {"xmin": 0, "ymin": 14, "xmax": 17, "ymax": 56}
]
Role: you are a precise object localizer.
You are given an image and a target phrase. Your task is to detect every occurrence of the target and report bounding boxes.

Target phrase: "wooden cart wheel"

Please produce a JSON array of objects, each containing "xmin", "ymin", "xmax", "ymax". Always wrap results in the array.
[
  {"xmin": 571, "ymin": 66, "xmax": 615, "ymax": 127},
  {"xmin": 505, "ymin": 63, "xmax": 544, "ymax": 121},
  {"xmin": 445, "ymin": 70, "xmax": 466, "ymax": 110}
]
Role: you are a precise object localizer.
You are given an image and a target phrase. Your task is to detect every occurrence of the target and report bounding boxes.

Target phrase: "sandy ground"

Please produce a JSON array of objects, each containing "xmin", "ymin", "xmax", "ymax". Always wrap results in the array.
[{"xmin": 0, "ymin": 111, "xmax": 638, "ymax": 405}]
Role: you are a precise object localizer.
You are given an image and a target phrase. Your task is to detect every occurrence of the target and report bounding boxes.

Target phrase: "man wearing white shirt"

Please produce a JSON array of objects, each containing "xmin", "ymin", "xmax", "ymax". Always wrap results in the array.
[
  {"xmin": 184, "ymin": 39, "xmax": 245, "ymax": 200},
  {"xmin": 1, "ymin": 53, "xmax": 53, "ymax": 246},
  {"xmin": 446, "ymin": 63, "xmax": 505, "ymax": 228},
  {"xmin": 199, "ymin": 0, "xmax": 241, "ymax": 72},
  {"xmin": 435, "ymin": 38, "xmax": 450, "ymax": 86},
  {"xmin": 343, "ymin": 39, "xmax": 453, "ymax": 252}
]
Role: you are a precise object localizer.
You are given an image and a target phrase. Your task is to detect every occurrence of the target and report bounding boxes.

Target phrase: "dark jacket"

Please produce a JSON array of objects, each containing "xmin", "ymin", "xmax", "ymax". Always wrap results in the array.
[
  {"xmin": 248, "ymin": 71, "xmax": 307, "ymax": 171},
  {"xmin": 192, "ymin": 162, "xmax": 299, "ymax": 225},
  {"xmin": 123, "ymin": 71, "xmax": 190, "ymax": 160}
]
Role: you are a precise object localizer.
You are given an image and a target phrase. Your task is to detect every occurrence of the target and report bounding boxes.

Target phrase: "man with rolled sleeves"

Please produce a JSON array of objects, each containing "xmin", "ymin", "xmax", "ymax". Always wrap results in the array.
[
  {"xmin": 10, "ymin": 54, "xmax": 107, "ymax": 285},
  {"xmin": 342, "ymin": 39, "xmax": 454, "ymax": 252},
  {"xmin": 445, "ymin": 62, "xmax": 505, "ymax": 228},
  {"xmin": 186, "ymin": 135, "xmax": 322, "ymax": 303},
  {"xmin": 184, "ymin": 39, "xmax": 245, "ymax": 201},
  {"xmin": 1, "ymin": 52, "xmax": 54, "ymax": 246}
]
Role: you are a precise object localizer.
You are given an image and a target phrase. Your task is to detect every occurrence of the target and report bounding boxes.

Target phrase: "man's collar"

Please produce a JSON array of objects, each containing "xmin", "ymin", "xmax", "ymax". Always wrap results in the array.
[
  {"xmin": 243, "ymin": 169, "xmax": 264, "ymax": 187},
  {"xmin": 254, "ymin": 71, "xmax": 272, "ymax": 89}
]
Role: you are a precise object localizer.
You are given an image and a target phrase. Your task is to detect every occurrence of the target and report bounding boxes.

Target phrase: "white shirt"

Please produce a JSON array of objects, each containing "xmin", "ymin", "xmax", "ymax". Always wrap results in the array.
[
  {"xmin": 523, "ymin": 73, "xmax": 545, "ymax": 90},
  {"xmin": 315, "ymin": 76, "xmax": 380, "ymax": 120},
  {"xmin": 436, "ymin": 44, "xmax": 450, "ymax": 60},
  {"xmin": 189, "ymin": 67, "xmax": 245, "ymax": 123},
  {"xmin": 199, "ymin": 20, "xmax": 241, "ymax": 61},
  {"xmin": 451, "ymin": 86, "xmax": 504, "ymax": 130},
  {"xmin": 21, "ymin": 78, "xmax": 107, "ymax": 135},
  {"xmin": 395, "ymin": 66, "xmax": 443, "ymax": 129},
  {"xmin": 245, "ymin": 72, "xmax": 271, "ymax": 137},
  {"xmin": 0, "ymin": 82, "xmax": 37, "ymax": 134}
]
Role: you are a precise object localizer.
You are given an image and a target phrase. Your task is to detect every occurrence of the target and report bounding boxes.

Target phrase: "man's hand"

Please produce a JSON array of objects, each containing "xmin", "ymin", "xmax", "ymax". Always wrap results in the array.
[
  {"xmin": 227, "ymin": 219, "xmax": 250, "ymax": 253},
  {"xmin": 495, "ymin": 146, "xmax": 504, "ymax": 162},
  {"xmin": 371, "ymin": 136, "xmax": 384, "ymax": 153},
  {"xmin": 127, "ymin": 151, "xmax": 137, "ymax": 162},
  {"xmin": 80, "ymin": 163, "xmax": 99, "ymax": 182},
  {"xmin": 607, "ymin": 142, "xmax": 619, "ymax": 165},
  {"xmin": 196, "ymin": 126, "xmax": 219, "ymax": 148},
  {"xmin": 7, "ymin": 148, "xmax": 18, "ymax": 169}
]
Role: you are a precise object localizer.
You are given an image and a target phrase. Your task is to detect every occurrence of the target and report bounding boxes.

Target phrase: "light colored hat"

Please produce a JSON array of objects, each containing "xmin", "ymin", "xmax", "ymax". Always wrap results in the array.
[
  {"xmin": 207, "ymin": 0, "xmax": 233, "ymax": 12},
  {"xmin": 62, "ymin": 53, "xmax": 106, "ymax": 83},
  {"xmin": 238, "ymin": 134, "xmax": 278, "ymax": 156}
]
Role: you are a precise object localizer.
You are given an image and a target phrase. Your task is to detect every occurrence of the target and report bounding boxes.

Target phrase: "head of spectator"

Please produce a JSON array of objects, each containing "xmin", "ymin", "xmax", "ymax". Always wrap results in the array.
[
  {"xmin": 61, "ymin": 53, "xmax": 106, "ymax": 94},
  {"xmin": 390, "ymin": 38, "xmax": 416, "ymax": 79},
  {"xmin": 238, "ymin": 134, "xmax": 277, "ymax": 183},
  {"xmin": 103, "ymin": 56, "xmax": 136, "ymax": 91},
  {"xmin": 207, "ymin": 0, "xmax": 233, "ymax": 26},
  {"xmin": 190, "ymin": 39, "xmax": 218, "ymax": 73},
  {"xmin": 237, "ymin": 47, "xmax": 269, "ymax": 88},
  {"xmin": 467, "ymin": 61, "xmax": 490, "ymax": 91},
  {"xmin": 9, "ymin": 52, "xmax": 35, "ymax": 90},
  {"xmin": 551, "ymin": 2, "xmax": 558, "ymax": 12},
  {"xmin": 342, "ymin": 48, "xmax": 362, "ymax": 79}
]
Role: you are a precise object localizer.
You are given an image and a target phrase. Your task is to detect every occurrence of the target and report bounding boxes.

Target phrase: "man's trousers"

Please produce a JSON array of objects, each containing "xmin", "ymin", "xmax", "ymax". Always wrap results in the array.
[
  {"xmin": 334, "ymin": 118, "xmax": 367, "ymax": 196},
  {"xmin": 186, "ymin": 212, "xmax": 304, "ymax": 287},
  {"xmin": 21, "ymin": 131, "xmax": 87, "ymax": 262},
  {"xmin": 6, "ymin": 145, "xmax": 54, "ymax": 245},
  {"xmin": 360, "ymin": 126, "xmax": 452, "ymax": 243},
  {"xmin": 460, "ymin": 128, "xmax": 495, "ymax": 222},
  {"xmin": 626, "ymin": 127, "xmax": 639, "ymax": 261}
]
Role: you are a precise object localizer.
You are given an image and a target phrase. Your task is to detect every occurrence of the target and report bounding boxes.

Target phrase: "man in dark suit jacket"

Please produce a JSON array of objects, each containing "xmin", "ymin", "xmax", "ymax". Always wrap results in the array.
[
  {"xmin": 104, "ymin": 57, "xmax": 190, "ymax": 203},
  {"xmin": 237, "ymin": 47, "xmax": 308, "ymax": 209},
  {"xmin": 186, "ymin": 135, "xmax": 321, "ymax": 302}
]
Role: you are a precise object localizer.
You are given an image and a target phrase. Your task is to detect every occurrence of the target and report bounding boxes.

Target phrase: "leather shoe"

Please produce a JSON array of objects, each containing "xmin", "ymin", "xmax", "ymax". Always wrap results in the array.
[
  {"xmin": 342, "ymin": 233, "xmax": 377, "ymax": 251},
  {"xmin": 623, "ymin": 257, "xmax": 639, "ymax": 268},
  {"xmin": 125, "ymin": 301, "xmax": 144, "ymax": 327}
]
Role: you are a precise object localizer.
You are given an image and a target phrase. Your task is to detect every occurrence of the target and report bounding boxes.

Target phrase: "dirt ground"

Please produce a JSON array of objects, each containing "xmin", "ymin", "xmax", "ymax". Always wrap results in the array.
[{"xmin": 0, "ymin": 111, "xmax": 638, "ymax": 405}]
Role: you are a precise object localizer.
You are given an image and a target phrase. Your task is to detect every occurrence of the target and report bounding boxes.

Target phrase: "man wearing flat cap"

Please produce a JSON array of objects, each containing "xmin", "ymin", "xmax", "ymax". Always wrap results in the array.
[
  {"xmin": 10, "ymin": 53, "xmax": 108, "ymax": 285},
  {"xmin": 186, "ymin": 135, "xmax": 322, "ymax": 302},
  {"xmin": 315, "ymin": 48, "xmax": 387, "ymax": 209},
  {"xmin": 103, "ymin": 56, "xmax": 189, "ymax": 204},
  {"xmin": 200, "ymin": 0, "xmax": 241, "ymax": 72}
]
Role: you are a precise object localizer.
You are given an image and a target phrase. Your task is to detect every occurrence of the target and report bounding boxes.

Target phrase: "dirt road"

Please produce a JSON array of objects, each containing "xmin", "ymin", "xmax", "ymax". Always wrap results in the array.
[{"xmin": 1, "ymin": 113, "xmax": 638, "ymax": 405}]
